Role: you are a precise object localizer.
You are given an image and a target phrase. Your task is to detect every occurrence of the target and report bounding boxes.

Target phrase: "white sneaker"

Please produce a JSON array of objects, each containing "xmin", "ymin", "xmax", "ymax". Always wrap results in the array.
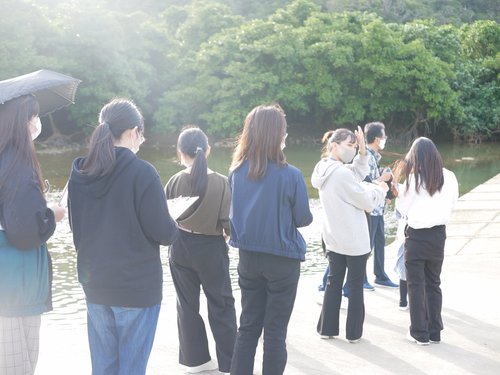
[
  {"xmin": 320, "ymin": 334, "xmax": 336, "ymax": 339},
  {"xmin": 186, "ymin": 359, "xmax": 218, "ymax": 373},
  {"xmin": 399, "ymin": 304, "xmax": 409, "ymax": 311},
  {"xmin": 406, "ymin": 331, "xmax": 429, "ymax": 346},
  {"xmin": 348, "ymin": 338, "xmax": 360, "ymax": 344}
]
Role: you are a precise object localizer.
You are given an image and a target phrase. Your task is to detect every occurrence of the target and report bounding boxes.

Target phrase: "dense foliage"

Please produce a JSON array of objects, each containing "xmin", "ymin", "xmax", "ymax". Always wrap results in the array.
[{"xmin": 1, "ymin": 0, "xmax": 498, "ymax": 142}]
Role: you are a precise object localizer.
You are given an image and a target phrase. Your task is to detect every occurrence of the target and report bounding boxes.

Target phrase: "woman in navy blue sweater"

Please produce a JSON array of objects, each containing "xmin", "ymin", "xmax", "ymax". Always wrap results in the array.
[{"xmin": 228, "ymin": 104, "xmax": 313, "ymax": 375}]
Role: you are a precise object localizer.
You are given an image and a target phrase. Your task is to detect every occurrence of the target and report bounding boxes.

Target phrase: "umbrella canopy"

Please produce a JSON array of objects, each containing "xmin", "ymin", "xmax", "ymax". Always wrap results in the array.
[{"xmin": 0, "ymin": 69, "xmax": 81, "ymax": 116}]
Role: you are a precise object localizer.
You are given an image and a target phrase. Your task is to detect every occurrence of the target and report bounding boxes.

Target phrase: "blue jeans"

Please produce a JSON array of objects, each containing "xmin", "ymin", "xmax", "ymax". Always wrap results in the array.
[
  {"xmin": 319, "ymin": 265, "xmax": 349, "ymax": 297},
  {"xmin": 369, "ymin": 215, "xmax": 391, "ymax": 281},
  {"xmin": 318, "ymin": 265, "xmax": 329, "ymax": 291},
  {"xmin": 86, "ymin": 302, "xmax": 161, "ymax": 375},
  {"xmin": 230, "ymin": 250, "xmax": 300, "ymax": 375}
]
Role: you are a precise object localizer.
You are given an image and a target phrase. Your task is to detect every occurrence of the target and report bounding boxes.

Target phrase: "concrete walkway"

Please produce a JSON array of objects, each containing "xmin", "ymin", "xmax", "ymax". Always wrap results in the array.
[{"xmin": 37, "ymin": 174, "xmax": 500, "ymax": 374}]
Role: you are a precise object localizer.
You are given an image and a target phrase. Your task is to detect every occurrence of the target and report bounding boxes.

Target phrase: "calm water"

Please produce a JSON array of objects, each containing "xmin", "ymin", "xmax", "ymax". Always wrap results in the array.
[{"xmin": 38, "ymin": 142, "xmax": 500, "ymax": 326}]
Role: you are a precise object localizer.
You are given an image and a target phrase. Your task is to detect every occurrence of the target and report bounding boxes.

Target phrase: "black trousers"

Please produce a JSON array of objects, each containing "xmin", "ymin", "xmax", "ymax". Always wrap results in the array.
[
  {"xmin": 405, "ymin": 225, "xmax": 446, "ymax": 342},
  {"xmin": 230, "ymin": 250, "xmax": 300, "ymax": 375},
  {"xmin": 169, "ymin": 231, "xmax": 237, "ymax": 372},
  {"xmin": 317, "ymin": 251, "xmax": 368, "ymax": 341}
]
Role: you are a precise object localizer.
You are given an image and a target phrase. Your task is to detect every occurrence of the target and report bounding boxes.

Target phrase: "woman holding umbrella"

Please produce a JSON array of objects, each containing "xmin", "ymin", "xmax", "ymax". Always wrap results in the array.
[{"xmin": 0, "ymin": 94, "xmax": 65, "ymax": 375}]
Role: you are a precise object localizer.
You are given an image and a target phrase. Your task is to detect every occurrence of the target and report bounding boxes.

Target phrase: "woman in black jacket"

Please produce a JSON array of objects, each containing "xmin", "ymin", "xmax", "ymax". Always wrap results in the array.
[
  {"xmin": 68, "ymin": 98, "xmax": 178, "ymax": 375},
  {"xmin": 0, "ymin": 95, "xmax": 65, "ymax": 375}
]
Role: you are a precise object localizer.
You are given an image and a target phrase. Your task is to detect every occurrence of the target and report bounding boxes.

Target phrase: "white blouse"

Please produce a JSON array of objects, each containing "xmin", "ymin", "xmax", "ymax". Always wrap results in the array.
[{"xmin": 396, "ymin": 168, "xmax": 459, "ymax": 229}]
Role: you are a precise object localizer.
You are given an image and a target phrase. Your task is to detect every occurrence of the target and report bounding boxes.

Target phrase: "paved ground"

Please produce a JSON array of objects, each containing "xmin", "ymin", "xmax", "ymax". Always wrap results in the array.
[{"xmin": 37, "ymin": 174, "xmax": 500, "ymax": 374}]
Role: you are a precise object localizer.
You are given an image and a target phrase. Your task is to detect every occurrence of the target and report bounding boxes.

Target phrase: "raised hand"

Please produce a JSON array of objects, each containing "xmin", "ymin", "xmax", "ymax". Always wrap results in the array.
[{"xmin": 354, "ymin": 126, "xmax": 366, "ymax": 156}]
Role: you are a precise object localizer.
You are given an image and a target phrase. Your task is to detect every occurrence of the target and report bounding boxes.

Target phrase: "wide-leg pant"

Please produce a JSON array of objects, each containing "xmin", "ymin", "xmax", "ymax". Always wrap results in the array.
[
  {"xmin": 317, "ymin": 251, "xmax": 368, "ymax": 341},
  {"xmin": 169, "ymin": 231, "xmax": 236, "ymax": 372},
  {"xmin": 230, "ymin": 250, "xmax": 300, "ymax": 375},
  {"xmin": 405, "ymin": 225, "xmax": 446, "ymax": 342}
]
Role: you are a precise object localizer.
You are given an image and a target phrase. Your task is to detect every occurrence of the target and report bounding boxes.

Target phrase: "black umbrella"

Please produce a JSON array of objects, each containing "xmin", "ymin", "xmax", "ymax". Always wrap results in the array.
[{"xmin": 0, "ymin": 69, "xmax": 81, "ymax": 116}]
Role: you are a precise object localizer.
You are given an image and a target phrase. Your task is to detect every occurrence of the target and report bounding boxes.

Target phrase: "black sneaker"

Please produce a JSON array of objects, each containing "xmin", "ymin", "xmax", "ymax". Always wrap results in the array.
[
  {"xmin": 406, "ymin": 331, "xmax": 429, "ymax": 346},
  {"xmin": 430, "ymin": 333, "xmax": 441, "ymax": 343}
]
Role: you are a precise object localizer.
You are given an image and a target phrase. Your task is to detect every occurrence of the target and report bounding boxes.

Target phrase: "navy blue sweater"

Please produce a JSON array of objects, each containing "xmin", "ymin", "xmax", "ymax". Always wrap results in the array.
[
  {"xmin": 229, "ymin": 160, "xmax": 313, "ymax": 261},
  {"xmin": 68, "ymin": 147, "xmax": 178, "ymax": 307}
]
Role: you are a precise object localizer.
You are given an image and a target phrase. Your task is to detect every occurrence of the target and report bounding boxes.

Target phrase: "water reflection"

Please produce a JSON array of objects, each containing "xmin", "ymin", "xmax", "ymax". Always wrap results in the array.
[{"xmin": 39, "ymin": 142, "xmax": 500, "ymax": 327}]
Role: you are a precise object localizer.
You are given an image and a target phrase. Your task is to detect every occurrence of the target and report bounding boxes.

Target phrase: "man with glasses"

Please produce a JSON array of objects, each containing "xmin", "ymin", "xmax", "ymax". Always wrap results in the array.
[{"xmin": 363, "ymin": 122, "xmax": 398, "ymax": 290}]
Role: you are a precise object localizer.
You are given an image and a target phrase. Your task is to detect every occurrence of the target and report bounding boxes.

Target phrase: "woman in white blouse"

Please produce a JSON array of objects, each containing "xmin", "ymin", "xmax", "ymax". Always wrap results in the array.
[{"xmin": 396, "ymin": 137, "xmax": 459, "ymax": 346}]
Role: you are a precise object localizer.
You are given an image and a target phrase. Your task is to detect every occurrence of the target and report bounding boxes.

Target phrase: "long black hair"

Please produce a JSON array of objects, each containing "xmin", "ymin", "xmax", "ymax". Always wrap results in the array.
[
  {"xmin": 177, "ymin": 126, "xmax": 209, "ymax": 199},
  {"xmin": 404, "ymin": 137, "xmax": 444, "ymax": 196},
  {"xmin": 81, "ymin": 98, "xmax": 144, "ymax": 177},
  {"xmin": 0, "ymin": 95, "xmax": 44, "ymax": 204}
]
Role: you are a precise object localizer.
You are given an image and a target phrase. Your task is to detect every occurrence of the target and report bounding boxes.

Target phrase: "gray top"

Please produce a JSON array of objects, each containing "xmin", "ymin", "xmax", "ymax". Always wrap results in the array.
[
  {"xmin": 165, "ymin": 171, "xmax": 231, "ymax": 236},
  {"xmin": 311, "ymin": 154, "xmax": 386, "ymax": 256}
]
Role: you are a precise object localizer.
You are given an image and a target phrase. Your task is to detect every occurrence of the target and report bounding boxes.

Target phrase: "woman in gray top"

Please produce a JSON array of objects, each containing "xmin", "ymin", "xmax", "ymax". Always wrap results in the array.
[{"xmin": 312, "ymin": 127, "xmax": 387, "ymax": 343}]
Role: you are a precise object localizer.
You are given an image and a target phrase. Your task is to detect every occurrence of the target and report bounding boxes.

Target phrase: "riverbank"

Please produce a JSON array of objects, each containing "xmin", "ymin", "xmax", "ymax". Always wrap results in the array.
[{"xmin": 36, "ymin": 173, "xmax": 500, "ymax": 374}]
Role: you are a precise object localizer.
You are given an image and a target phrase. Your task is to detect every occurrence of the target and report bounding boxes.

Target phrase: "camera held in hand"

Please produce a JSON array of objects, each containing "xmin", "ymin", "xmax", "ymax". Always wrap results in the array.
[
  {"xmin": 384, "ymin": 168, "xmax": 399, "ymax": 199},
  {"xmin": 364, "ymin": 167, "xmax": 398, "ymax": 199},
  {"xmin": 382, "ymin": 167, "xmax": 398, "ymax": 200},
  {"xmin": 386, "ymin": 178, "xmax": 396, "ymax": 200}
]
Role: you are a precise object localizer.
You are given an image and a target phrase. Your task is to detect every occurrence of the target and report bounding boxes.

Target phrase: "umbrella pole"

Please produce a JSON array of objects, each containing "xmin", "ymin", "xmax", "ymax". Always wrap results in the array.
[{"xmin": 46, "ymin": 113, "xmax": 61, "ymax": 138}]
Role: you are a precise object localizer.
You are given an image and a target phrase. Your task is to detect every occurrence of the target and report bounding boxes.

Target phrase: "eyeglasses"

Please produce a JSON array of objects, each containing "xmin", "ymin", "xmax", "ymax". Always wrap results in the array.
[
  {"xmin": 136, "ymin": 128, "xmax": 145, "ymax": 145},
  {"xmin": 43, "ymin": 179, "xmax": 51, "ymax": 193}
]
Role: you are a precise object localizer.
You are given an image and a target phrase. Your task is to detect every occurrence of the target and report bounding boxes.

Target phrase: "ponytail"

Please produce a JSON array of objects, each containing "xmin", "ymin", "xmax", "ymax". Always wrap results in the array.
[
  {"xmin": 190, "ymin": 146, "xmax": 208, "ymax": 199},
  {"xmin": 177, "ymin": 126, "xmax": 209, "ymax": 200},
  {"xmin": 81, "ymin": 122, "xmax": 116, "ymax": 177},
  {"xmin": 80, "ymin": 98, "xmax": 144, "ymax": 178},
  {"xmin": 320, "ymin": 130, "xmax": 335, "ymax": 158}
]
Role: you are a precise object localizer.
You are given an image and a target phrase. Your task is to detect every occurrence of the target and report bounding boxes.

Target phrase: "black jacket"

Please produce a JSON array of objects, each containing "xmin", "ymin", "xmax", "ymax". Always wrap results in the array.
[
  {"xmin": 68, "ymin": 147, "xmax": 178, "ymax": 307},
  {"xmin": 0, "ymin": 146, "xmax": 55, "ymax": 249}
]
